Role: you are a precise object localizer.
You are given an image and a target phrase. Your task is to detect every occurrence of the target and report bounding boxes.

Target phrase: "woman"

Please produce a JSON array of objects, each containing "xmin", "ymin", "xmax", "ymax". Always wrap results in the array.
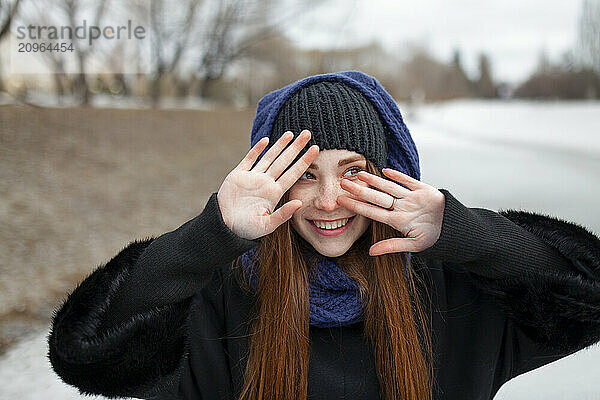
[{"xmin": 48, "ymin": 71, "xmax": 600, "ymax": 400}]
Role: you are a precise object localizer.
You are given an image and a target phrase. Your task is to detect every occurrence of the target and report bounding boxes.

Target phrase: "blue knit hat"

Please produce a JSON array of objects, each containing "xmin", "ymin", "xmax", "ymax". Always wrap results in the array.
[{"xmin": 250, "ymin": 70, "xmax": 420, "ymax": 180}]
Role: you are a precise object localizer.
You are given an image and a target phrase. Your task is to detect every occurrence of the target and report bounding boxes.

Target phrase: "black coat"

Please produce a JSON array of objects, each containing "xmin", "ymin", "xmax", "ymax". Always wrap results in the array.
[{"xmin": 47, "ymin": 190, "xmax": 600, "ymax": 399}]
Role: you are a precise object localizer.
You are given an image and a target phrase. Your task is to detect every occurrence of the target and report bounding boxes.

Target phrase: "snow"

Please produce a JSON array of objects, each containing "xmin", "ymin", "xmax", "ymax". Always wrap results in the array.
[
  {"xmin": 0, "ymin": 325, "xmax": 123, "ymax": 400},
  {"xmin": 404, "ymin": 99, "xmax": 600, "ymax": 233},
  {"xmin": 1, "ymin": 326, "xmax": 598, "ymax": 399},
  {"xmin": 1, "ymin": 99, "xmax": 599, "ymax": 399},
  {"xmin": 495, "ymin": 344, "xmax": 600, "ymax": 400},
  {"xmin": 411, "ymin": 99, "xmax": 600, "ymax": 157}
]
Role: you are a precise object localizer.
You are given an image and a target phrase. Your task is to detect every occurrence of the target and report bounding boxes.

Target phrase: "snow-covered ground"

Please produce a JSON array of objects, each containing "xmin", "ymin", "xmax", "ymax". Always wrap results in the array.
[
  {"xmin": 0, "ymin": 327, "xmax": 115, "ymax": 400},
  {"xmin": 1, "ymin": 99, "xmax": 599, "ymax": 399},
  {"xmin": 405, "ymin": 99, "xmax": 600, "ymax": 233},
  {"xmin": 409, "ymin": 99, "xmax": 600, "ymax": 399}
]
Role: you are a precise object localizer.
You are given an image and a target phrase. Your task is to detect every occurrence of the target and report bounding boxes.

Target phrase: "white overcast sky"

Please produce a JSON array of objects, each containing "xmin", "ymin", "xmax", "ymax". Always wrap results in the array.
[{"xmin": 284, "ymin": 0, "xmax": 585, "ymax": 84}]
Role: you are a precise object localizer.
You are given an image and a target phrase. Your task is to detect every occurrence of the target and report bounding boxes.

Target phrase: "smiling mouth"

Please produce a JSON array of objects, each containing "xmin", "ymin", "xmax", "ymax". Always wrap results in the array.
[{"xmin": 309, "ymin": 216, "xmax": 355, "ymax": 230}]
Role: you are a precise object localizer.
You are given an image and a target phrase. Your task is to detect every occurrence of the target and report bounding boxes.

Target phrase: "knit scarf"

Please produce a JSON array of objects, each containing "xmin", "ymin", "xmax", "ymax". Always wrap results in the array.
[{"xmin": 239, "ymin": 246, "xmax": 411, "ymax": 328}]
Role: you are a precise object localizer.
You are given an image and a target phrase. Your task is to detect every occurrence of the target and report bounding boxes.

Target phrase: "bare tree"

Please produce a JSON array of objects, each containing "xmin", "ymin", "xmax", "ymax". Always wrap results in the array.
[
  {"xmin": 15, "ymin": 0, "xmax": 109, "ymax": 105},
  {"xmin": 195, "ymin": 0, "xmax": 268, "ymax": 97},
  {"xmin": 0, "ymin": 0, "xmax": 20, "ymax": 92},
  {"xmin": 192, "ymin": 0, "xmax": 323, "ymax": 98},
  {"xmin": 390, "ymin": 43, "xmax": 477, "ymax": 101},
  {"xmin": 577, "ymin": 0, "xmax": 600, "ymax": 73},
  {"xmin": 0, "ymin": 0, "xmax": 19, "ymax": 39},
  {"xmin": 515, "ymin": 45, "xmax": 600, "ymax": 99},
  {"xmin": 138, "ymin": 0, "xmax": 326, "ymax": 105},
  {"xmin": 515, "ymin": 67, "xmax": 600, "ymax": 99},
  {"xmin": 476, "ymin": 53, "xmax": 496, "ymax": 98},
  {"xmin": 536, "ymin": 48, "xmax": 552, "ymax": 74},
  {"xmin": 141, "ymin": 0, "xmax": 201, "ymax": 105},
  {"xmin": 446, "ymin": 49, "xmax": 476, "ymax": 98},
  {"xmin": 62, "ymin": 0, "xmax": 108, "ymax": 105},
  {"xmin": 14, "ymin": 3, "xmax": 69, "ymax": 100}
]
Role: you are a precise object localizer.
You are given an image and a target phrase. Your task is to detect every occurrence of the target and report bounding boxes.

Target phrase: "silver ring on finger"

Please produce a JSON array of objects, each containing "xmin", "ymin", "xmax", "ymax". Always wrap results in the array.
[{"xmin": 384, "ymin": 195, "xmax": 397, "ymax": 211}]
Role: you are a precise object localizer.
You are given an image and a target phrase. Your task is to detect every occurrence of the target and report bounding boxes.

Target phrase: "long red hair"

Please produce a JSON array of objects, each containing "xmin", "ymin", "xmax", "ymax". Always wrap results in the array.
[{"xmin": 232, "ymin": 160, "xmax": 433, "ymax": 400}]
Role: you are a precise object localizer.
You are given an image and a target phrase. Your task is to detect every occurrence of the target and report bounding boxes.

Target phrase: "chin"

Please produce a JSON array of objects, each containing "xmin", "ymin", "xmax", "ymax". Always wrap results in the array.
[{"xmin": 313, "ymin": 245, "xmax": 351, "ymax": 258}]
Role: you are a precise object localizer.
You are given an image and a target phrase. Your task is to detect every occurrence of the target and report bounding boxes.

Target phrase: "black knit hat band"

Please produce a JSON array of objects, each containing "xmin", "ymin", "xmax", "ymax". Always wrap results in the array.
[{"xmin": 270, "ymin": 81, "xmax": 388, "ymax": 170}]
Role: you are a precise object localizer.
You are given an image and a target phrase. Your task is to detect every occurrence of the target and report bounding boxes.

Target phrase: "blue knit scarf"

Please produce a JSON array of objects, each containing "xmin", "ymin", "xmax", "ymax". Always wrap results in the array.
[
  {"xmin": 239, "ymin": 246, "xmax": 412, "ymax": 328},
  {"xmin": 239, "ymin": 246, "xmax": 362, "ymax": 327}
]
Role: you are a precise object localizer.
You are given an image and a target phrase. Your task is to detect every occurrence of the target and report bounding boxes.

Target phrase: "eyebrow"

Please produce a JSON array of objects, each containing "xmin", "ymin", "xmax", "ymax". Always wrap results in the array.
[{"xmin": 308, "ymin": 155, "xmax": 366, "ymax": 170}]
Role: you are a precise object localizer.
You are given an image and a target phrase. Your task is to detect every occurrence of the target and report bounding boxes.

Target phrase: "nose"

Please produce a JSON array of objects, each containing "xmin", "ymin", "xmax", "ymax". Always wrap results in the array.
[{"xmin": 313, "ymin": 178, "xmax": 343, "ymax": 212}]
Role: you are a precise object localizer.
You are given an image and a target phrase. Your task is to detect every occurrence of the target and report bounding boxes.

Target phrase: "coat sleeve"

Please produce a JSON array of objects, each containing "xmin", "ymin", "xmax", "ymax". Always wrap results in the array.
[
  {"xmin": 47, "ymin": 193, "xmax": 259, "ymax": 399},
  {"xmin": 416, "ymin": 189, "xmax": 600, "ymax": 378}
]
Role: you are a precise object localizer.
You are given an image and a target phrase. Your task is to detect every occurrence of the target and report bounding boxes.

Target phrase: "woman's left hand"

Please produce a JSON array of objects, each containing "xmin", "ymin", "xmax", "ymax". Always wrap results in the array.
[{"xmin": 337, "ymin": 168, "xmax": 445, "ymax": 256}]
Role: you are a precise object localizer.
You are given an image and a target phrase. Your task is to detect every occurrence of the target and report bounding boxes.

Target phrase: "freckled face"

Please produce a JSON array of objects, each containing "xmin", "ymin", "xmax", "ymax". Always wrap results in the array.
[{"xmin": 288, "ymin": 149, "xmax": 371, "ymax": 258}]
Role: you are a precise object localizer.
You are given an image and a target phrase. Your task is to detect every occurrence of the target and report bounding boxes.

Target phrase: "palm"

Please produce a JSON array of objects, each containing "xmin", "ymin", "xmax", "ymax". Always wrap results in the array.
[
  {"xmin": 217, "ymin": 131, "xmax": 319, "ymax": 241},
  {"xmin": 219, "ymin": 171, "xmax": 282, "ymax": 239},
  {"xmin": 337, "ymin": 168, "xmax": 445, "ymax": 256}
]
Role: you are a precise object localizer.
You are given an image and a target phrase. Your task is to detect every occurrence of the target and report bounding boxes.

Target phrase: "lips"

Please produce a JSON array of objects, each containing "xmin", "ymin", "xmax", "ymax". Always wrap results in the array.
[
  {"xmin": 309, "ymin": 216, "xmax": 355, "ymax": 237},
  {"xmin": 310, "ymin": 216, "xmax": 355, "ymax": 223}
]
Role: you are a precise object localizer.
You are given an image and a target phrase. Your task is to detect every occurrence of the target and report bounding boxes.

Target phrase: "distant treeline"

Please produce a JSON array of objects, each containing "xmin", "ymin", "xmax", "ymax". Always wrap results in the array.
[{"xmin": 0, "ymin": 0, "xmax": 598, "ymax": 106}]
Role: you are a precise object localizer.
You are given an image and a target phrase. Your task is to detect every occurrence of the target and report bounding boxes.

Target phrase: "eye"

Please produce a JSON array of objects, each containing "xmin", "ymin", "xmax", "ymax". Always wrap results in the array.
[
  {"xmin": 300, "ymin": 171, "xmax": 315, "ymax": 180},
  {"xmin": 343, "ymin": 166, "xmax": 363, "ymax": 178}
]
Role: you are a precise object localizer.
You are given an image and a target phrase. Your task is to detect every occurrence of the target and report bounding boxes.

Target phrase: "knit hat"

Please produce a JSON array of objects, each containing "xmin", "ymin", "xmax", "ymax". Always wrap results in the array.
[
  {"xmin": 270, "ymin": 81, "xmax": 388, "ymax": 170},
  {"xmin": 250, "ymin": 71, "xmax": 420, "ymax": 181}
]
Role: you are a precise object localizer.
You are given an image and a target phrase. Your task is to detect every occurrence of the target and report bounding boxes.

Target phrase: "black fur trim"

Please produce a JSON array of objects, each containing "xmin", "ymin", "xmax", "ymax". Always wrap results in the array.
[
  {"xmin": 499, "ymin": 209, "xmax": 600, "ymax": 279},
  {"xmin": 47, "ymin": 237, "xmax": 193, "ymax": 399},
  {"xmin": 472, "ymin": 210, "xmax": 600, "ymax": 353}
]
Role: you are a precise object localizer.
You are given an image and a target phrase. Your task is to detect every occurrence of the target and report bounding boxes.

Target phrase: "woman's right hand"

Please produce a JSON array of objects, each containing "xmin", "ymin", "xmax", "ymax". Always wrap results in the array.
[{"xmin": 217, "ymin": 129, "xmax": 319, "ymax": 240}]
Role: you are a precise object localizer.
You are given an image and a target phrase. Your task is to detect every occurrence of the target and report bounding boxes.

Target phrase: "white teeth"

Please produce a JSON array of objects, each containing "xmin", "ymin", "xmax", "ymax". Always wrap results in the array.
[{"xmin": 314, "ymin": 218, "xmax": 349, "ymax": 230}]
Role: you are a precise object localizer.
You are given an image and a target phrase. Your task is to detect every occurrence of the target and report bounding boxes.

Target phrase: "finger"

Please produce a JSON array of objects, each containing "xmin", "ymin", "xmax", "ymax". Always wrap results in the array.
[
  {"xmin": 266, "ymin": 129, "xmax": 313, "ymax": 179},
  {"xmin": 265, "ymin": 199, "xmax": 302, "ymax": 233},
  {"xmin": 340, "ymin": 178, "xmax": 396, "ymax": 210},
  {"xmin": 356, "ymin": 171, "xmax": 411, "ymax": 198},
  {"xmin": 252, "ymin": 131, "xmax": 295, "ymax": 173},
  {"xmin": 235, "ymin": 137, "xmax": 269, "ymax": 171},
  {"xmin": 369, "ymin": 238, "xmax": 420, "ymax": 256},
  {"xmin": 336, "ymin": 195, "xmax": 389, "ymax": 223},
  {"xmin": 381, "ymin": 168, "xmax": 421, "ymax": 190},
  {"xmin": 276, "ymin": 144, "xmax": 320, "ymax": 191}
]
